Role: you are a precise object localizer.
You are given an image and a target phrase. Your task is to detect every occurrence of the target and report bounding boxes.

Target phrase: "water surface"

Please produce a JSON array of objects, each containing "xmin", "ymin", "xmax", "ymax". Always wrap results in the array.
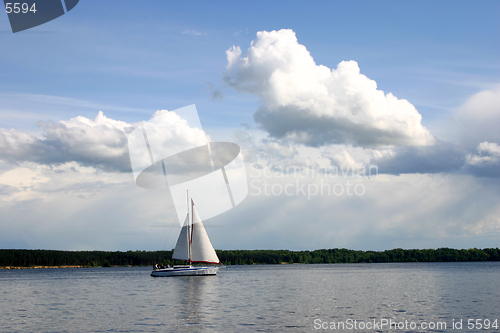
[{"xmin": 0, "ymin": 262, "xmax": 499, "ymax": 332}]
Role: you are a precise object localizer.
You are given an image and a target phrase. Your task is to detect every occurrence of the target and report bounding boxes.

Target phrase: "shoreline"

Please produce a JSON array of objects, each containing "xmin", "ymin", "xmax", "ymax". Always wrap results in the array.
[
  {"xmin": 0, "ymin": 265, "xmax": 137, "ymax": 270},
  {"xmin": 0, "ymin": 265, "xmax": 87, "ymax": 270}
]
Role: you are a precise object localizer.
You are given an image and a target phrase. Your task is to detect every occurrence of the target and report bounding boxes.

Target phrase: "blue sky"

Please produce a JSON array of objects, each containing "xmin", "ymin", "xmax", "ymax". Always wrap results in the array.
[
  {"xmin": 0, "ymin": 1, "xmax": 499, "ymax": 251},
  {"xmin": 1, "ymin": 1, "xmax": 498, "ymax": 129}
]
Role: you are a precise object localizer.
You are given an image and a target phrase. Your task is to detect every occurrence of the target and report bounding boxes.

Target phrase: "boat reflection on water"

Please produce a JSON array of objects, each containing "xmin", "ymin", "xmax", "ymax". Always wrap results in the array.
[{"xmin": 161, "ymin": 274, "xmax": 222, "ymax": 331}]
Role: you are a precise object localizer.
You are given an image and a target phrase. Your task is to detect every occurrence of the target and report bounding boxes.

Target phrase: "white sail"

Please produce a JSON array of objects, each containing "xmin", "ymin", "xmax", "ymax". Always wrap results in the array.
[
  {"xmin": 190, "ymin": 201, "xmax": 220, "ymax": 264},
  {"xmin": 172, "ymin": 214, "xmax": 190, "ymax": 261}
]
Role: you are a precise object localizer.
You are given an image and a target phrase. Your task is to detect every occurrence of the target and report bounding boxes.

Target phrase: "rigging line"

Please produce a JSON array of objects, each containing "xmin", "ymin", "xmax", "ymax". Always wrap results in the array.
[
  {"xmin": 221, "ymin": 166, "xmax": 235, "ymax": 207},
  {"xmin": 161, "ymin": 220, "xmax": 176, "ymax": 251}
]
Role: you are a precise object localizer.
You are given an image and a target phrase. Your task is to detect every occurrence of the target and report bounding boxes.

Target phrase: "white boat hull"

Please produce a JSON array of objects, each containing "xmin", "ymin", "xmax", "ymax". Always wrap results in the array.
[{"xmin": 151, "ymin": 265, "xmax": 220, "ymax": 277}]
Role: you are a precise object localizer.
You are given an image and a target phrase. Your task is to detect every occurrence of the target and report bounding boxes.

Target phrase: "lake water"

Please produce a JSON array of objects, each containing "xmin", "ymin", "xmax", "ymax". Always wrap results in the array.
[{"xmin": 0, "ymin": 262, "xmax": 499, "ymax": 332}]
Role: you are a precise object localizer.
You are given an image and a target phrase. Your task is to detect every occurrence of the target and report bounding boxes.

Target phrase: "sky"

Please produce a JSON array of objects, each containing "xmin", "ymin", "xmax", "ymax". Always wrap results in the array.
[{"xmin": 0, "ymin": 1, "xmax": 499, "ymax": 251}]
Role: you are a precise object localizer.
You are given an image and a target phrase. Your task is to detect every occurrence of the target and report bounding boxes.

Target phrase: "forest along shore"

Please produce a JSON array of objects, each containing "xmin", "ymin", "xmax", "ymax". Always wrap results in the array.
[{"xmin": 0, "ymin": 248, "xmax": 499, "ymax": 268}]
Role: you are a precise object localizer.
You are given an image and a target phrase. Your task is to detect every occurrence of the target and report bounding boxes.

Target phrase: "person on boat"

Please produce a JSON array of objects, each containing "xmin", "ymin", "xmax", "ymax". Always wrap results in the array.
[{"xmin": 154, "ymin": 263, "xmax": 159, "ymax": 270}]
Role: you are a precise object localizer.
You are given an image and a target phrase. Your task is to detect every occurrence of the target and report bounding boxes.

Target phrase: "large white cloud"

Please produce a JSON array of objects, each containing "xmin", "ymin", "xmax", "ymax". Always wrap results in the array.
[
  {"xmin": 0, "ymin": 110, "xmax": 209, "ymax": 173},
  {"xmin": 224, "ymin": 29, "xmax": 435, "ymax": 148}
]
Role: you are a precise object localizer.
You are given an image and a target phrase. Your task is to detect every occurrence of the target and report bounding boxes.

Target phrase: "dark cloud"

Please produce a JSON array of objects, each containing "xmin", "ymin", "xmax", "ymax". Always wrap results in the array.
[
  {"xmin": 372, "ymin": 140, "xmax": 467, "ymax": 175},
  {"xmin": 254, "ymin": 104, "xmax": 429, "ymax": 148},
  {"xmin": 465, "ymin": 163, "xmax": 500, "ymax": 178},
  {"xmin": 211, "ymin": 89, "xmax": 224, "ymax": 100}
]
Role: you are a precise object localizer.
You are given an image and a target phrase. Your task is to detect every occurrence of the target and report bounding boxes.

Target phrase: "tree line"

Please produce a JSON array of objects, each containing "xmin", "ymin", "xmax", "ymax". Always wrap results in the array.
[{"xmin": 0, "ymin": 248, "xmax": 499, "ymax": 267}]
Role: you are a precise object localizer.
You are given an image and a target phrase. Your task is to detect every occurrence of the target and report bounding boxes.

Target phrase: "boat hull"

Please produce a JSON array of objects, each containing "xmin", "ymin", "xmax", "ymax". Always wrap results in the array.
[{"xmin": 151, "ymin": 266, "xmax": 220, "ymax": 277}]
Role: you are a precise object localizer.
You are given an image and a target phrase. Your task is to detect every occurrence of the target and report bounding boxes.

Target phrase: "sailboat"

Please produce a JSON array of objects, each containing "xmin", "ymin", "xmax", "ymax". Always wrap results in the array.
[{"xmin": 151, "ymin": 192, "xmax": 221, "ymax": 277}]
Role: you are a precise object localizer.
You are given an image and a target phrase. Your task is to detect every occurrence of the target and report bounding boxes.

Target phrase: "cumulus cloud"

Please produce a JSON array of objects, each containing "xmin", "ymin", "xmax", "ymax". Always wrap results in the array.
[
  {"xmin": 322, "ymin": 145, "xmax": 375, "ymax": 171},
  {"xmin": 0, "ymin": 110, "xmax": 208, "ymax": 173},
  {"xmin": 453, "ymin": 86, "xmax": 500, "ymax": 149},
  {"xmin": 235, "ymin": 129, "xmax": 307, "ymax": 169},
  {"xmin": 367, "ymin": 86, "xmax": 500, "ymax": 177},
  {"xmin": 0, "ymin": 111, "xmax": 133, "ymax": 172},
  {"xmin": 464, "ymin": 141, "xmax": 500, "ymax": 177},
  {"xmin": 224, "ymin": 29, "xmax": 435, "ymax": 148},
  {"xmin": 466, "ymin": 142, "xmax": 500, "ymax": 165},
  {"xmin": 144, "ymin": 109, "xmax": 210, "ymax": 160},
  {"xmin": 235, "ymin": 127, "xmax": 376, "ymax": 177}
]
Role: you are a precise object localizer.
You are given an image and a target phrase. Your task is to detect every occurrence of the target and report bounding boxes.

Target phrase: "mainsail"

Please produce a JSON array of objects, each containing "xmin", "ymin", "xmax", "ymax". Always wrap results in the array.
[
  {"xmin": 190, "ymin": 202, "xmax": 220, "ymax": 264},
  {"xmin": 171, "ymin": 197, "xmax": 220, "ymax": 264}
]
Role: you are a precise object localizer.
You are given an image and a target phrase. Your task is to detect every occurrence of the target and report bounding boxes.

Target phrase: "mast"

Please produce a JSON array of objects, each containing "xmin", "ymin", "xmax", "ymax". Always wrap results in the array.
[
  {"xmin": 171, "ymin": 191, "xmax": 192, "ymax": 263},
  {"xmin": 187, "ymin": 190, "xmax": 191, "ymax": 264}
]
